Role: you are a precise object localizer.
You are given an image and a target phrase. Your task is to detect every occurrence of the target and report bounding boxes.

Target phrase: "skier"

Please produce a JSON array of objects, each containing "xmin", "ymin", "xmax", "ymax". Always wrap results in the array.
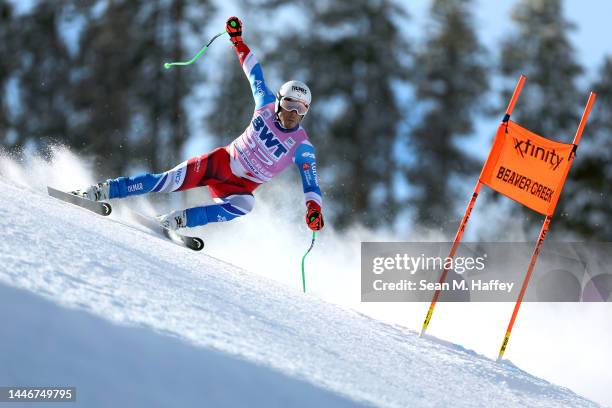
[{"xmin": 74, "ymin": 16, "xmax": 324, "ymax": 232}]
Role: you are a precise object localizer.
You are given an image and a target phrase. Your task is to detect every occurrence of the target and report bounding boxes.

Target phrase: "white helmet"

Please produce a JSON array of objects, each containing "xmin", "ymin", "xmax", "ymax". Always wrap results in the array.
[{"xmin": 275, "ymin": 80, "xmax": 312, "ymax": 116}]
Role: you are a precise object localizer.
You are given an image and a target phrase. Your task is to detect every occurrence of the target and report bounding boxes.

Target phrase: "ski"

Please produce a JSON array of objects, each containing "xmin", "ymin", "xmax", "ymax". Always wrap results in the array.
[
  {"xmin": 47, "ymin": 186, "xmax": 112, "ymax": 216},
  {"xmin": 127, "ymin": 210, "xmax": 204, "ymax": 251},
  {"xmin": 47, "ymin": 186, "xmax": 202, "ymax": 251}
]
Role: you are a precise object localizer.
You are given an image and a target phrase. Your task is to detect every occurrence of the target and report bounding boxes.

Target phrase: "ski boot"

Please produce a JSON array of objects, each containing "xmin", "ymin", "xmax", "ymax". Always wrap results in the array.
[
  {"xmin": 72, "ymin": 182, "xmax": 110, "ymax": 202},
  {"xmin": 156, "ymin": 209, "xmax": 187, "ymax": 231}
]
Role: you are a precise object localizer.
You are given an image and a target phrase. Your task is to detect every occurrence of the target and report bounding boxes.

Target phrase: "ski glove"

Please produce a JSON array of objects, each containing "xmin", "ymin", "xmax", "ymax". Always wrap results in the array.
[
  {"xmin": 306, "ymin": 201, "xmax": 324, "ymax": 231},
  {"xmin": 226, "ymin": 16, "xmax": 243, "ymax": 45}
]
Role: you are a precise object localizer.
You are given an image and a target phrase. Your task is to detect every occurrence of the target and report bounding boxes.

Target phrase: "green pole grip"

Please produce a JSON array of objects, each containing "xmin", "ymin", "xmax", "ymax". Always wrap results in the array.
[
  {"xmin": 301, "ymin": 231, "xmax": 316, "ymax": 293},
  {"xmin": 163, "ymin": 31, "xmax": 226, "ymax": 69}
]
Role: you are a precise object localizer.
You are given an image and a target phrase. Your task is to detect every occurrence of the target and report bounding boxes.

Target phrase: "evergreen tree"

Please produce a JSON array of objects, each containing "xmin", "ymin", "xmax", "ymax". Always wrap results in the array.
[
  {"xmin": 73, "ymin": 0, "xmax": 214, "ymax": 175},
  {"xmin": 263, "ymin": 0, "xmax": 412, "ymax": 229},
  {"xmin": 10, "ymin": 0, "xmax": 74, "ymax": 152},
  {"xmin": 407, "ymin": 0, "xmax": 489, "ymax": 229},
  {"xmin": 2, "ymin": 0, "xmax": 213, "ymax": 175},
  {"xmin": 498, "ymin": 0, "xmax": 584, "ymax": 235},
  {"xmin": 499, "ymin": 0, "xmax": 582, "ymax": 139},
  {"xmin": 559, "ymin": 57, "xmax": 612, "ymax": 240},
  {"xmin": 0, "ymin": 0, "xmax": 14, "ymax": 147}
]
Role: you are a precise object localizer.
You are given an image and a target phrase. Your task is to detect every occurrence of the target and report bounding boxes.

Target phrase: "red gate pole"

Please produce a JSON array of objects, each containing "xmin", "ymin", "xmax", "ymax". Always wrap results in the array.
[
  {"xmin": 419, "ymin": 181, "xmax": 482, "ymax": 336},
  {"xmin": 497, "ymin": 215, "xmax": 551, "ymax": 360},
  {"xmin": 419, "ymin": 76, "xmax": 527, "ymax": 337},
  {"xmin": 497, "ymin": 91, "xmax": 597, "ymax": 361}
]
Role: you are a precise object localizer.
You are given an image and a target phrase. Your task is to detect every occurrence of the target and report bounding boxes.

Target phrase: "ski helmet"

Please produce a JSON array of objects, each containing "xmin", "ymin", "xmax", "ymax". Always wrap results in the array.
[{"xmin": 275, "ymin": 80, "xmax": 312, "ymax": 117}]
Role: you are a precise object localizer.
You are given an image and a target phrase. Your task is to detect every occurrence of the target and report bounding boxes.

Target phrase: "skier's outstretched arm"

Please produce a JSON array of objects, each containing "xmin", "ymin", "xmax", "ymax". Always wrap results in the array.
[
  {"xmin": 226, "ymin": 16, "xmax": 276, "ymax": 109},
  {"xmin": 294, "ymin": 142, "xmax": 324, "ymax": 231}
]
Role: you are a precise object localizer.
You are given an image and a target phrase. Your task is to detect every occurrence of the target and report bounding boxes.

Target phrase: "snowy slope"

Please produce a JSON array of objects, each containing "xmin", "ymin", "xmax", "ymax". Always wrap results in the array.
[{"xmin": 0, "ymin": 170, "xmax": 602, "ymax": 407}]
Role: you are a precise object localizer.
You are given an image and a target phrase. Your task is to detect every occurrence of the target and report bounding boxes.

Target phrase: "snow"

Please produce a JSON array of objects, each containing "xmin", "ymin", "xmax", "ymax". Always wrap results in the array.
[
  {"xmin": 0, "ymin": 284, "xmax": 361, "ymax": 408},
  {"xmin": 0, "ymin": 149, "xmax": 603, "ymax": 408}
]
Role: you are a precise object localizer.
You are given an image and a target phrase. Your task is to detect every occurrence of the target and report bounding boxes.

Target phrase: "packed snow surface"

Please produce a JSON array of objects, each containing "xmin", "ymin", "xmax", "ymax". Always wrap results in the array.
[{"xmin": 0, "ymin": 155, "xmax": 601, "ymax": 408}]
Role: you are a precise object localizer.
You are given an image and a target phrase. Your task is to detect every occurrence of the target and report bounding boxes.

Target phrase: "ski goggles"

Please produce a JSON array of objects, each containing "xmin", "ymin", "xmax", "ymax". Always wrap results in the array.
[{"xmin": 279, "ymin": 96, "xmax": 309, "ymax": 116}]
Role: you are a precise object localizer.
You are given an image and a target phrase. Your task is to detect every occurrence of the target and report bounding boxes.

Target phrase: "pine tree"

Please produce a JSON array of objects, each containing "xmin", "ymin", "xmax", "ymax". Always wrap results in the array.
[
  {"xmin": 499, "ymin": 0, "xmax": 582, "ymax": 139},
  {"xmin": 498, "ymin": 0, "xmax": 584, "ymax": 235},
  {"xmin": 2, "ymin": 0, "xmax": 216, "ymax": 177},
  {"xmin": 10, "ymin": 0, "xmax": 74, "ymax": 152},
  {"xmin": 408, "ymin": 0, "xmax": 489, "ymax": 229},
  {"xmin": 559, "ymin": 57, "xmax": 612, "ymax": 240},
  {"xmin": 262, "ymin": 0, "xmax": 412, "ymax": 229},
  {"xmin": 72, "ymin": 0, "xmax": 214, "ymax": 175},
  {"xmin": 0, "ymin": 0, "xmax": 14, "ymax": 147}
]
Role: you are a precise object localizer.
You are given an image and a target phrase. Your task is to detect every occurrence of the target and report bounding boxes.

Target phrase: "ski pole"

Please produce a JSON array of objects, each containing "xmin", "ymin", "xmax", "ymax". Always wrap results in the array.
[
  {"xmin": 301, "ymin": 231, "xmax": 316, "ymax": 293},
  {"xmin": 163, "ymin": 31, "xmax": 226, "ymax": 69}
]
